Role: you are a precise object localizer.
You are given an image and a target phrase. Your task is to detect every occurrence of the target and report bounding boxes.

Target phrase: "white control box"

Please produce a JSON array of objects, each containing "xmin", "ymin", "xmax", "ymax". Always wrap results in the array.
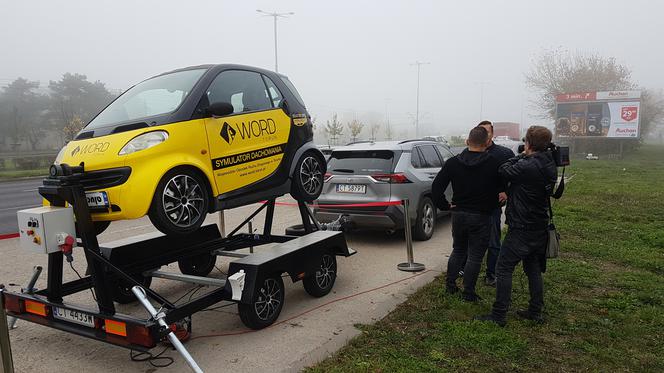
[{"xmin": 17, "ymin": 206, "xmax": 76, "ymax": 254}]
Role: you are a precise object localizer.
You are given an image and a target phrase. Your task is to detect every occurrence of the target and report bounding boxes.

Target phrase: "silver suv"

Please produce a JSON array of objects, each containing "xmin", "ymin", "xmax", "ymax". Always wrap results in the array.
[{"xmin": 314, "ymin": 140, "xmax": 454, "ymax": 241}]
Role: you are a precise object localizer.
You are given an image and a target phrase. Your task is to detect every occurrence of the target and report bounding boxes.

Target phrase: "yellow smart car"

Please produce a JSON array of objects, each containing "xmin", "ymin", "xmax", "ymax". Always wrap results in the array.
[{"xmin": 54, "ymin": 65, "xmax": 325, "ymax": 235}]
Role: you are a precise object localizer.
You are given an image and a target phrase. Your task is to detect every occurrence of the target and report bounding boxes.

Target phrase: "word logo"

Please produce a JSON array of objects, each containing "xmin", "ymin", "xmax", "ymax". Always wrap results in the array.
[
  {"xmin": 220, "ymin": 122, "xmax": 237, "ymax": 144},
  {"xmin": 71, "ymin": 142, "xmax": 110, "ymax": 157},
  {"xmin": 220, "ymin": 119, "xmax": 277, "ymax": 145}
]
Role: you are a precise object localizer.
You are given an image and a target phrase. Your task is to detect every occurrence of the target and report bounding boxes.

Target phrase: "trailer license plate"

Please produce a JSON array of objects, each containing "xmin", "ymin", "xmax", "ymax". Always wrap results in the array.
[
  {"xmin": 86, "ymin": 191, "xmax": 109, "ymax": 208},
  {"xmin": 52, "ymin": 307, "xmax": 95, "ymax": 328},
  {"xmin": 336, "ymin": 184, "xmax": 366, "ymax": 194}
]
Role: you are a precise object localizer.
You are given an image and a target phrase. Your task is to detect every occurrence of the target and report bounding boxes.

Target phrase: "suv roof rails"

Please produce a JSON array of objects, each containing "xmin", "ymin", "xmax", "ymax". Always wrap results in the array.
[
  {"xmin": 397, "ymin": 138, "xmax": 436, "ymax": 144},
  {"xmin": 345, "ymin": 140, "xmax": 374, "ymax": 145}
]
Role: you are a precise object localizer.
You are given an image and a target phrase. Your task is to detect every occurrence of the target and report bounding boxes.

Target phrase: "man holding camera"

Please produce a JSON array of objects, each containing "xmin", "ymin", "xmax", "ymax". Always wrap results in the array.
[
  {"xmin": 476, "ymin": 126, "xmax": 558, "ymax": 326},
  {"xmin": 477, "ymin": 121, "xmax": 515, "ymax": 286},
  {"xmin": 433, "ymin": 126, "xmax": 503, "ymax": 302}
]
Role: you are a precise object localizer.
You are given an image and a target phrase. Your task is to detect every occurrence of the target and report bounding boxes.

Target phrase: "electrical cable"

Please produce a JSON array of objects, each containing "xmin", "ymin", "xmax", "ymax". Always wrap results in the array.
[
  {"xmin": 69, "ymin": 261, "xmax": 97, "ymax": 302},
  {"xmin": 130, "ymin": 346, "xmax": 174, "ymax": 368},
  {"xmin": 190, "ymin": 269, "xmax": 437, "ymax": 341}
]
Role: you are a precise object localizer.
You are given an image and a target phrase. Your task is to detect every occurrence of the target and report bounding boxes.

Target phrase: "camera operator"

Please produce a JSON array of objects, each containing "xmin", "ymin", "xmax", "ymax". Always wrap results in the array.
[{"xmin": 476, "ymin": 125, "xmax": 558, "ymax": 326}]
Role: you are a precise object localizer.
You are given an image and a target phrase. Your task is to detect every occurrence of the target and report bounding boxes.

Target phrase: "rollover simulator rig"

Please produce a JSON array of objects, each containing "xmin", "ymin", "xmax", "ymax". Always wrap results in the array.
[{"xmin": 1, "ymin": 163, "xmax": 355, "ymax": 368}]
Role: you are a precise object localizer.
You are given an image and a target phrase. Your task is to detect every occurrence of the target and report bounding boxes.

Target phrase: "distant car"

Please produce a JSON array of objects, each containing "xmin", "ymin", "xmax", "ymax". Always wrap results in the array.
[
  {"xmin": 54, "ymin": 64, "xmax": 325, "ymax": 236},
  {"xmin": 586, "ymin": 153, "xmax": 599, "ymax": 160},
  {"xmin": 314, "ymin": 140, "xmax": 454, "ymax": 240}
]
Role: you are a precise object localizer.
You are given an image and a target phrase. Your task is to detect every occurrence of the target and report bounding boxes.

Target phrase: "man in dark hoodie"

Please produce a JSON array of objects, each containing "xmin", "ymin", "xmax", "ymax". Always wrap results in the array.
[
  {"xmin": 432, "ymin": 126, "xmax": 503, "ymax": 302},
  {"xmin": 476, "ymin": 126, "xmax": 558, "ymax": 326},
  {"xmin": 477, "ymin": 121, "xmax": 515, "ymax": 286}
]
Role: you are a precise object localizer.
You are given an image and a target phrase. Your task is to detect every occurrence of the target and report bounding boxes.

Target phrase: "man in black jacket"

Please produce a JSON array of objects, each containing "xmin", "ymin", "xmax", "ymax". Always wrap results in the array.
[
  {"xmin": 477, "ymin": 121, "xmax": 515, "ymax": 286},
  {"xmin": 476, "ymin": 126, "xmax": 558, "ymax": 326},
  {"xmin": 432, "ymin": 126, "xmax": 503, "ymax": 302}
]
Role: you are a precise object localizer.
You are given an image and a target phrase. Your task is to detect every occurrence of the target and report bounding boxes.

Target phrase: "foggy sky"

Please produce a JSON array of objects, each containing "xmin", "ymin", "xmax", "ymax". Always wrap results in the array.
[{"xmin": 1, "ymin": 0, "xmax": 662, "ymax": 139}]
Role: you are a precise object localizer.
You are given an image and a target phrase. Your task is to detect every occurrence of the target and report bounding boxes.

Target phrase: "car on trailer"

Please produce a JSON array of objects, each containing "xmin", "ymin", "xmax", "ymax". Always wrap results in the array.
[
  {"xmin": 53, "ymin": 64, "xmax": 326, "ymax": 236},
  {"xmin": 314, "ymin": 140, "xmax": 454, "ymax": 241}
]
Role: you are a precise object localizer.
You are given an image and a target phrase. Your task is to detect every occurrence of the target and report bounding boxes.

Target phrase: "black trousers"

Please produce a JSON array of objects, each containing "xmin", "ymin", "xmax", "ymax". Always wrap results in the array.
[
  {"xmin": 491, "ymin": 228, "xmax": 548, "ymax": 320},
  {"xmin": 446, "ymin": 210, "xmax": 491, "ymax": 297}
]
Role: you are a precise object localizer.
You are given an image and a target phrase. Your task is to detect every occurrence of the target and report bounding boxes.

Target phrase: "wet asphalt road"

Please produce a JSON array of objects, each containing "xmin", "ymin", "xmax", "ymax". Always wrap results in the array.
[{"xmin": 0, "ymin": 177, "xmax": 44, "ymax": 234}]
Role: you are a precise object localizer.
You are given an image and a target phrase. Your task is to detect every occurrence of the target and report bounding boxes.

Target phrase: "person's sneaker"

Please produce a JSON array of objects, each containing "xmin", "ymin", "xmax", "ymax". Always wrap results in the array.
[
  {"xmin": 474, "ymin": 314, "xmax": 506, "ymax": 327},
  {"xmin": 516, "ymin": 309, "xmax": 545, "ymax": 324},
  {"xmin": 484, "ymin": 276, "xmax": 496, "ymax": 287},
  {"xmin": 462, "ymin": 293, "xmax": 483, "ymax": 302},
  {"xmin": 458, "ymin": 270, "xmax": 464, "ymax": 278}
]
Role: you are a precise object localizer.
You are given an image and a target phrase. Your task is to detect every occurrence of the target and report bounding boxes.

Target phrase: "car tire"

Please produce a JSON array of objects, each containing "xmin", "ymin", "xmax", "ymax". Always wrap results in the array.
[
  {"xmin": 303, "ymin": 253, "xmax": 337, "ymax": 297},
  {"xmin": 110, "ymin": 274, "xmax": 152, "ymax": 304},
  {"xmin": 148, "ymin": 168, "xmax": 210, "ymax": 236},
  {"xmin": 238, "ymin": 274, "xmax": 285, "ymax": 330},
  {"xmin": 178, "ymin": 253, "xmax": 217, "ymax": 277},
  {"xmin": 413, "ymin": 196, "xmax": 436, "ymax": 241},
  {"xmin": 290, "ymin": 151, "xmax": 326, "ymax": 202}
]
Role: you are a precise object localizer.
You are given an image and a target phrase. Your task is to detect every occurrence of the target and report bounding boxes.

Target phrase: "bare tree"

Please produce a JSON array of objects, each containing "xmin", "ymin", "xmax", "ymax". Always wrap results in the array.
[
  {"xmin": 526, "ymin": 48, "xmax": 663, "ymax": 138},
  {"xmin": 369, "ymin": 122, "xmax": 381, "ymax": 141},
  {"xmin": 324, "ymin": 113, "xmax": 344, "ymax": 146},
  {"xmin": 384, "ymin": 120, "xmax": 394, "ymax": 140},
  {"xmin": 347, "ymin": 119, "xmax": 364, "ymax": 143}
]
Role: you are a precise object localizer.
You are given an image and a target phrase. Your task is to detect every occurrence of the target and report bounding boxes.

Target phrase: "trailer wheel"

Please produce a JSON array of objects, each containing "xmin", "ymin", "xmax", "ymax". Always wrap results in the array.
[
  {"xmin": 238, "ymin": 274, "xmax": 285, "ymax": 330},
  {"xmin": 111, "ymin": 274, "xmax": 152, "ymax": 304},
  {"xmin": 178, "ymin": 253, "xmax": 217, "ymax": 277},
  {"xmin": 303, "ymin": 253, "xmax": 337, "ymax": 297}
]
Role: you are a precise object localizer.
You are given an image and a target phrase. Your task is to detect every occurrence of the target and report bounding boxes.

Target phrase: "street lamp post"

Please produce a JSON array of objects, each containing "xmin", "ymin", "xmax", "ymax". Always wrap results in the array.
[
  {"xmin": 411, "ymin": 61, "xmax": 430, "ymax": 138},
  {"xmin": 256, "ymin": 10, "xmax": 294, "ymax": 73}
]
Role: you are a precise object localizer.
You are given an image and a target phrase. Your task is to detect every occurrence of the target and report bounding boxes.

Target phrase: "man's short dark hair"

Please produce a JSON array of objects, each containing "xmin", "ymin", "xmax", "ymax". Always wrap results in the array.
[
  {"xmin": 468, "ymin": 126, "xmax": 489, "ymax": 146},
  {"xmin": 477, "ymin": 120, "xmax": 493, "ymax": 129},
  {"xmin": 525, "ymin": 126, "xmax": 552, "ymax": 151}
]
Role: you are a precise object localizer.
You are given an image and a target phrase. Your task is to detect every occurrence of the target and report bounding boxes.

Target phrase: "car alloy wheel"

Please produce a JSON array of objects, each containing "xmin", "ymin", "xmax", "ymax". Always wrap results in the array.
[
  {"xmin": 315, "ymin": 254, "xmax": 336, "ymax": 290},
  {"xmin": 299, "ymin": 156, "xmax": 323, "ymax": 196},
  {"xmin": 162, "ymin": 174, "xmax": 205, "ymax": 228},
  {"xmin": 254, "ymin": 277, "xmax": 283, "ymax": 321},
  {"xmin": 422, "ymin": 203, "xmax": 434, "ymax": 236}
]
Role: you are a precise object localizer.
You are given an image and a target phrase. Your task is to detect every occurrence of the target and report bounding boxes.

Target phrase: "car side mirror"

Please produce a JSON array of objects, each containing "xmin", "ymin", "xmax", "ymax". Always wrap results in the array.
[{"xmin": 206, "ymin": 102, "xmax": 234, "ymax": 117}]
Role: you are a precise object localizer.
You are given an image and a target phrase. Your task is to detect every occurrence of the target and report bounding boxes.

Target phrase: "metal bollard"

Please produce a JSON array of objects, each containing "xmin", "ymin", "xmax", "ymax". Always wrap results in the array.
[
  {"xmin": 0, "ymin": 286, "xmax": 16, "ymax": 373},
  {"xmin": 132, "ymin": 286, "xmax": 203, "ymax": 373},
  {"xmin": 397, "ymin": 199, "xmax": 425, "ymax": 272},
  {"xmin": 218, "ymin": 210, "xmax": 226, "ymax": 238},
  {"xmin": 8, "ymin": 266, "xmax": 42, "ymax": 329}
]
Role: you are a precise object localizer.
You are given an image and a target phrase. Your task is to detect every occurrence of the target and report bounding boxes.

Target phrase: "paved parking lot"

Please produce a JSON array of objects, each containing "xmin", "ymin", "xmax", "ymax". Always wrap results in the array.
[{"xmin": 1, "ymin": 197, "xmax": 453, "ymax": 372}]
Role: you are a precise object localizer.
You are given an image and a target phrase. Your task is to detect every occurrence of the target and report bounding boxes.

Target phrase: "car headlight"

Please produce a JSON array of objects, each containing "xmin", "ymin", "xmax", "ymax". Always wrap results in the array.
[{"xmin": 119, "ymin": 131, "xmax": 169, "ymax": 155}]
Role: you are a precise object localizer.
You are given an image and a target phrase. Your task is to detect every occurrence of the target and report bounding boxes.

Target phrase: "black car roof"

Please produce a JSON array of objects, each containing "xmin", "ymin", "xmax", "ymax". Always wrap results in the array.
[{"xmin": 156, "ymin": 64, "xmax": 286, "ymax": 79}]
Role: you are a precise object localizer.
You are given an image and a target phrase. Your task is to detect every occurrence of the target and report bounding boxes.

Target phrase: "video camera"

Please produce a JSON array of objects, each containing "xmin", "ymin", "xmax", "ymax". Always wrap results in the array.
[{"xmin": 517, "ymin": 143, "xmax": 570, "ymax": 167}]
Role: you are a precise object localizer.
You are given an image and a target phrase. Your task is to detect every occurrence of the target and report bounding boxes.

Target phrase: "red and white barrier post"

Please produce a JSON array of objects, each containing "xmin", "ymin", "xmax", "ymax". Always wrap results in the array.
[{"xmin": 397, "ymin": 199, "xmax": 425, "ymax": 272}]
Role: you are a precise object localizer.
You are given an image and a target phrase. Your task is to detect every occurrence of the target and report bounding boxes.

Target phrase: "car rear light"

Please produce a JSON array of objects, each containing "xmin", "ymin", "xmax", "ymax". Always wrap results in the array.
[
  {"xmin": 371, "ymin": 173, "xmax": 412, "ymax": 183},
  {"xmin": 3, "ymin": 293, "xmax": 24, "ymax": 314},
  {"xmin": 25, "ymin": 299, "xmax": 48, "ymax": 316},
  {"xmin": 324, "ymin": 172, "xmax": 332, "ymax": 182},
  {"xmin": 105, "ymin": 319, "xmax": 127, "ymax": 337},
  {"xmin": 127, "ymin": 324, "xmax": 156, "ymax": 348}
]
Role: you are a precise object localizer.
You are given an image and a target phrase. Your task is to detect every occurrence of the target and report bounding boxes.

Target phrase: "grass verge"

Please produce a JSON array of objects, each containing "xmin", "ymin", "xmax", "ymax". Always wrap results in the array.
[
  {"xmin": 0, "ymin": 168, "xmax": 48, "ymax": 180},
  {"xmin": 308, "ymin": 145, "xmax": 664, "ymax": 372}
]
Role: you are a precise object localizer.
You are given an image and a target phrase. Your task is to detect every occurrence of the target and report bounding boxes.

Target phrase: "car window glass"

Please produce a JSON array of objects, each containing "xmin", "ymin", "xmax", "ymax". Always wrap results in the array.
[
  {"xmin": 411, "ymin": 148, "xmax": 423, "ymax": 168},
  {"xmin": 328, "ymin": 150, "xmax": 394, "ymax": 174},
  {"xmin": 206, "ymin": 70, "xmax": 271, "ymax": 114},
  {"xmin": 262, "ymin": 75, "xmax": 283, "ymax": 108},
  {"xmin": 419, "ymin": 145, "xmax": 442, "ymax": 168},
  {"xmin": 436, "ymin": 144, "xmax": 454, "ymax": 161},
  {"xmin": 87, "ymin": 68, "xmax": 205, "ymax": 129}
]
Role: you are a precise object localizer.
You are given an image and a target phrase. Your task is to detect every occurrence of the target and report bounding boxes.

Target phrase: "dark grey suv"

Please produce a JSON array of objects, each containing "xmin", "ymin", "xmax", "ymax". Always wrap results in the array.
[{"xmin": 314, "ymin": 140, "xmax": 454, "ymax": 240}]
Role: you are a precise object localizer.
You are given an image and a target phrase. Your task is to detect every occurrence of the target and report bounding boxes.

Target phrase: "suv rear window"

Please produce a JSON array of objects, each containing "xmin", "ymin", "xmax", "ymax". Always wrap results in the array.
[{"xmin": 328, "ymin": 150, "xmax": 395, "ymax": 174}]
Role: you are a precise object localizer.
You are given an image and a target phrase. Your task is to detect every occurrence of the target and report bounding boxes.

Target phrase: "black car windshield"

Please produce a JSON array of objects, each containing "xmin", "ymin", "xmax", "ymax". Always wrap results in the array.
[
  {"xmin": 86, "ymin": 69, "xmax": 206, "ymax": 129},
  {"xmin": 328, "ymin": 150, "xmax": 395, "ymax": 174}
]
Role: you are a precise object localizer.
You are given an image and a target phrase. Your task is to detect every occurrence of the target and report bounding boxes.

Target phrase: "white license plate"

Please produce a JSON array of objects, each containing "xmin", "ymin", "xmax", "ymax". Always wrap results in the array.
[
  {"xmin": 336, "ymin": 184, "xmax": 366, "ymax": 194},
  {"xmin": 52, "ymin": 307, "xmax": 95, "ymax": 328},
  {"xmin": 86, "ymin": 191, "xmax": 109, "ymax": 208}
]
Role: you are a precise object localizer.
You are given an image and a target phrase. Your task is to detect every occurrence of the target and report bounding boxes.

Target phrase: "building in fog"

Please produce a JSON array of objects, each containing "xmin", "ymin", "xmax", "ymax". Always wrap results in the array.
[{"xmin": 492, "ymin": 122, "xmax": 520, "ymax": 140}]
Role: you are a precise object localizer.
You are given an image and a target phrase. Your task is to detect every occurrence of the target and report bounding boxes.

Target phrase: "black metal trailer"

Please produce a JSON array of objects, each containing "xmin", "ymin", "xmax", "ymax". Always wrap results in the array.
[{"xmin": 1, "ymin": 164, "xmax": 354, "ymax": 366}]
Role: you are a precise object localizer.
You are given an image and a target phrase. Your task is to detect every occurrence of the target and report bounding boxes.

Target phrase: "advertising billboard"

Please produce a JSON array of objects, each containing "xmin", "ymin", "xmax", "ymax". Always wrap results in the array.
[{"xmin": 554, "ymin": 91, "xmax": 641, "ymax": 138}]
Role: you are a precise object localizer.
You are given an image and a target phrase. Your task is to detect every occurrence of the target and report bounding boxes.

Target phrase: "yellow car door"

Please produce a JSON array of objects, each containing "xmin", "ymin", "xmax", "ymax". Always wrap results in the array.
[{"xmin": 202, "ymin": 70, "xmax": 291, "ymax": 195}]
